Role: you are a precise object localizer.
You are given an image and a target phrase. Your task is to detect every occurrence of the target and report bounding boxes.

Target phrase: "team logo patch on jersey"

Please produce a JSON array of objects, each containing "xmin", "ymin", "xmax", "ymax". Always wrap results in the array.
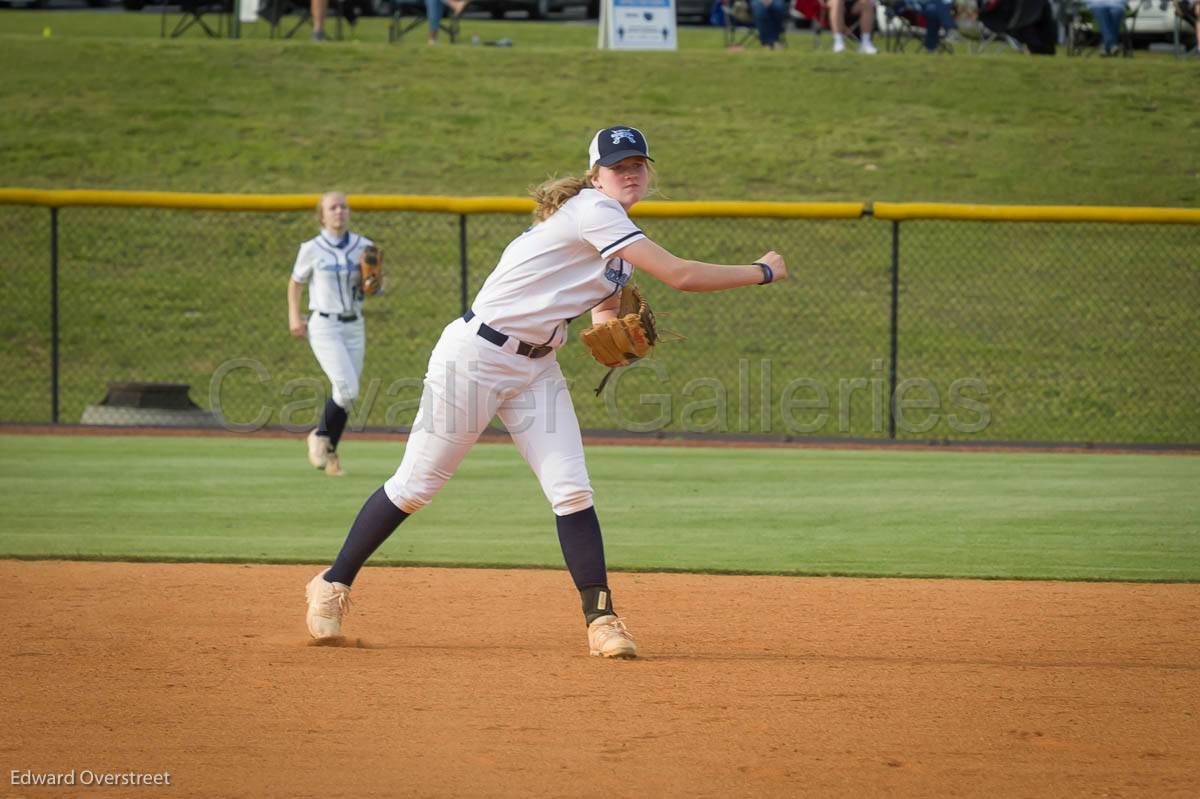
[
  {"xmin": 604, "ymin": 259, "xmax": 631, "ymax": 287},
  {"xmin": 609, "ymin": 129, "xmax": 638, "ymax": 146}
]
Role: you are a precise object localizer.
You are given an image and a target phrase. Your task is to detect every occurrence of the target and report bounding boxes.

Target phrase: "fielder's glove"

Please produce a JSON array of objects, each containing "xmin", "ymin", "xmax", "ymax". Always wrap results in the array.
[
  {"xmin": 581, "ymin": 284, "xmax": 658, "ymax": 394},
  {"xmin": 360, "ymin": 245, "xmax": 384, "ymax": 296}
]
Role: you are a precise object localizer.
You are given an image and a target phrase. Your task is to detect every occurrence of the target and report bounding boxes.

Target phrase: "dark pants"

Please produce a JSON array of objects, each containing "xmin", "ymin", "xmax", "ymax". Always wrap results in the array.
[
  {"xmin": 752, "ymin": 0, "xmax": 788, "ymax": 45},
  {"xmin": 918, "ymin": 0, "xmax": 956, "ymax": 50},
  {"xmin": 1089, "ymin": 4, "xmax": 1124, "ymax": 52}
]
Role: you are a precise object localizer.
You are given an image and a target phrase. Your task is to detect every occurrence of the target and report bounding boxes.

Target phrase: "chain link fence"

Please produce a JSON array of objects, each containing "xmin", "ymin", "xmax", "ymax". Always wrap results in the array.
[{"xmin": 2, "ymin": 196, "xmax": 1196, "ymax": 445}]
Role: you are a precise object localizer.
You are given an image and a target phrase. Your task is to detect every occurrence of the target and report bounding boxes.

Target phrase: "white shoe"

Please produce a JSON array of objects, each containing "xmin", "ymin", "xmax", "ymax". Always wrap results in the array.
[
  {"xmin": 305, "ymin": 570, "xmax": 351, "ymax": 639},
  {"xmin": 323, "ymin": 450, "xmax": 344, "ymax": 477},
  {"xmin": 859, "ymin": 40, "xmax": 878, "ymax": 54},
  {"xmin": 587, "ymin": 615, "xmax": 637, "ymax": 659},
  {"xmin": 306, "ymin": 430, "xmax": 329, "ymax": 469},
  {"xmin": 832, "ymin": 38, "xmax": 846, "ymax": 53}
]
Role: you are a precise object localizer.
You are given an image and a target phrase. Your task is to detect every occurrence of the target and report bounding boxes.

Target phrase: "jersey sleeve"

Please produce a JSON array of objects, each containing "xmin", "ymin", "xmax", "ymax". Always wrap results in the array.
[
  {"xmin": 290, "ymin": 243, "xmax": 314, "ymax": 283},
  {"xmin": 579, "ymin": 196, "xmax": 645, "ymax": 259}
]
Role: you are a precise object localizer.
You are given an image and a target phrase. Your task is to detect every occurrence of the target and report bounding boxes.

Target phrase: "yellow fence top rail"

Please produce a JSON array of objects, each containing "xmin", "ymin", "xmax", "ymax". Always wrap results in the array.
[
  {"xmin": 872, "ymin": 202, "xmax": 1200, "ymax": 225},
  {"xmin": 0, "ymin": 189, "xmax": 865, "ymax": 220},
  {"xmin": 2, "ymin": 190, "xmax": 1195, "ymax": 224}
]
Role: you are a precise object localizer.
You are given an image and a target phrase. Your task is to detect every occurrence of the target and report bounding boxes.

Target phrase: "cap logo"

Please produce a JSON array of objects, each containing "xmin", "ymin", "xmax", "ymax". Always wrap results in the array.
[{"xmin": 609, "ymin": 129, "xmax": 638, "ymax": 145}]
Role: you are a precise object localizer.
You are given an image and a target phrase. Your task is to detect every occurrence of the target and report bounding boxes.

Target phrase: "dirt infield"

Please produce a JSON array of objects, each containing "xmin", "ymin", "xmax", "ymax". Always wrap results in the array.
[{"xmin": 1, "ymin": 562, "xmax": 1197, "ymax": 798}]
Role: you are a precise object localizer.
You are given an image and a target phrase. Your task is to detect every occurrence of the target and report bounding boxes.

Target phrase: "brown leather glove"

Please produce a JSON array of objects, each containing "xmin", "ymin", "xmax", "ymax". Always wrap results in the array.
[
  {"xmin": 359, "ymin": 245, "xmax": 383, "ymax": 296},
  {"xmin": 580, "ymin": 284, "xmax": 658, "ymax": 369}
]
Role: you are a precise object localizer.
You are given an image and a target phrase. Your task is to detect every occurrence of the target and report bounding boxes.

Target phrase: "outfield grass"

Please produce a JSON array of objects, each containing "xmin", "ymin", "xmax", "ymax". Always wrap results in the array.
[
  {"xmin": 0, "ymin": 11, "xmax": 1197, "ymax": 205},
  {"xmin": 2, "ymin": 434, "xmax": 1196, "ymax": 581}
]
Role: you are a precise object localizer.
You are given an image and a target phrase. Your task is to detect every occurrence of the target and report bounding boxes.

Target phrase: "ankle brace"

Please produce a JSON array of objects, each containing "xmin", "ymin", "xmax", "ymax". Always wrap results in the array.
[{"xmin": 580, "ymin": 584, "xmax": 616, "ymax": 625}]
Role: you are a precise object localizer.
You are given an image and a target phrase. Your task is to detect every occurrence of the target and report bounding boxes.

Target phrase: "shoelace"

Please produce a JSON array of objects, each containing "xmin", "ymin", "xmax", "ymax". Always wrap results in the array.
[
  {"xmin": 314, "ymin": 587, "xmax": 351, "ymax": 619},
  {"xmin": 596, "ymin": 618, "xmax": 633, "ymax": 642}
]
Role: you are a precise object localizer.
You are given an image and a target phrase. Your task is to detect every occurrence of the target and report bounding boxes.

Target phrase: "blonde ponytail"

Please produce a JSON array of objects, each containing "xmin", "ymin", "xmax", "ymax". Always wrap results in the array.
[{"xmin": 530, "ymin": 168, "xmax": 599, "ymax": 223}]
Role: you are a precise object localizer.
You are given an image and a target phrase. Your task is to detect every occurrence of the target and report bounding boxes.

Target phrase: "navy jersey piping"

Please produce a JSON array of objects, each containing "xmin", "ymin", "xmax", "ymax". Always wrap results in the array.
[{"xmin": 599, "ymin": 229, "xmax": 644, "ymax": 259}]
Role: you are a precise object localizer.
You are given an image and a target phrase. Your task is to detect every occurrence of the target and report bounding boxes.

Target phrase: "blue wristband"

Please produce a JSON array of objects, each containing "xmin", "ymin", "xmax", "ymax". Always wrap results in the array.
[{"xmin": 754, "ymin": 261, "xmax": 773, "ymax": 285}]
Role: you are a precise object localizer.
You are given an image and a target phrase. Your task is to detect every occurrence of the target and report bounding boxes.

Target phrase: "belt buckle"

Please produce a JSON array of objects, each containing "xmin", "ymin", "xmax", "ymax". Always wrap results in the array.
[{"xmin": 527, "ymin": 345, "xmax": 552, "ymax": 359}]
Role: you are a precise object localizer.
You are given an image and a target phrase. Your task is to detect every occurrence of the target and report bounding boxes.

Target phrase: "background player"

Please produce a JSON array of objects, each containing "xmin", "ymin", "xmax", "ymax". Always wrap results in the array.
[
  {"xmin": 287, "ymin": 191, "xmax": 377, "ymax": 477},
  {"xmin": 304, "ymin": 127, "xmax": 788, "ymax": 657}
]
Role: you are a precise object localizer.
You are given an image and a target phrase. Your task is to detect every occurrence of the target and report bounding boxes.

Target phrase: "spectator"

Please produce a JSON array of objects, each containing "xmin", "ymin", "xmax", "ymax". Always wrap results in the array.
[
  {"xmin": 307, "ymin": 0, "xmax": 370, "ymax": 40},
  {"xmin": 1086, "ymin": 0, "xmax": 1125, "ymax": 55},
  {"xmin": 425, "ymin": 0, "xmax": 470, "ymax": 45},
  {"xmin": 917, "ymin": 0, "xmax": 959, "ymax": 51},
  {"xmin": 976, "ymin": 0, "xmax": 1056, "ymax": 54},
  {"xmin": 752, "ymin": 0, "xmax": 790, "ymax": 48},
  {"xmin": 311, "ymin": 0, "xmax": 328, "ymax": 40},
  {"xmin": 828, "ymin": 0, "xmax": 878, "ymax": 53},
  {"xmin": 1179, "ymin": 0, "xmax": 1199, "ymax": 52}
]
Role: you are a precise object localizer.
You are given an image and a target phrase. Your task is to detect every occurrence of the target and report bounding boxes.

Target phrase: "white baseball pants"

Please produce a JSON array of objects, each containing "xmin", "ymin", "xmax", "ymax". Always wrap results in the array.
[
  {"xmin": 384, "ymin": 316, "xmax": 593, "ymax": 516},
  {"xmin": 308, "ymin": 313, "xmax": 365, "ymax": 408}
]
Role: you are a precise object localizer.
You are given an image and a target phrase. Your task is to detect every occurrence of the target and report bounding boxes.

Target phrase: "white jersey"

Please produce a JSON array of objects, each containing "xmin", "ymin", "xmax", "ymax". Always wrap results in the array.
[
  {"xmin": 291, "ymin": 230, "xmax": 376, "ymax": 316},
  {"xmin": 470, "ymin": 189, "xmax": 646, "ymax": 347}
]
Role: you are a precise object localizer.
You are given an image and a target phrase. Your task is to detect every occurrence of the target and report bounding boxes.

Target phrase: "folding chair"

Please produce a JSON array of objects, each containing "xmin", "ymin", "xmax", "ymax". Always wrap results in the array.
[
  {"xmin": 968, "ymin": 22, "xmax": 1023, "ymax": 50},
  {"xmin": 975, "ymin": 0, "xmax": 1057, "ymax": 53},
  {"xmin": 161, "ymin": 0, "xmax": 233, "ymax": 38},
  {"xmin": 719, "ymin": 0, "xmax": 790, "ymax": 47},
  {"xmin": 1172, "ymin": 0, "xmax": 1199, "ymax": 56},
  {"xmin": 264, "ymin": 0, "xmax": 348, "ymax": 39},
  {"xmin": 793, "ymin": 0, "xmax": 863, "ymax": 48},
  {"xmin": 389, "ymin": 0, "xmax": 461, "ymax": 43},
  {"xmin": 1060, "ymin": 0, "xmax": 1133, "ymax": 56},
  {"xmin": 881, "ymin": 0, "xmax": 957, "ymax": 50},
  {"xmin": 721, "ymin": 0, "xmax": 759, "ymax": 45}
]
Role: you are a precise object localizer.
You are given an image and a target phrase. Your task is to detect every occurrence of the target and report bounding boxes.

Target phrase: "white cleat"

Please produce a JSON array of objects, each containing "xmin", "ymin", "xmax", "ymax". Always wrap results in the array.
[
  {"xmin": 305, "ymin": 570, "xmax": 351, "ymax": 639},
  {"xmin": 323, "ymin": 450, "xmax": 344, "ymax": 477},
  {"xmin": 307, "ymin": 430, "xmax": 330, "ymax": 469},
  {"xmin": 832, "ymin": 38, "xmax": 846, "ymax": 53},
  {"xmin": 859, "ymin": 40, "xmax": 878, "ymax": 54},
  {"xmin": 588, "ymin": 615, "xmax": 637, "ymax": 659}
]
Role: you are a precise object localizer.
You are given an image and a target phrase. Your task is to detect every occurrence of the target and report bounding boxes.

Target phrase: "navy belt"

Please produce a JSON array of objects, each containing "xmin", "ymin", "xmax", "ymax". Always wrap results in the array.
[
  {"xmin": 463, "ymin": 311, "xmax": 552, "ymax": 359},
  {"xmin": 318, "ymin": 312, "xmax": 358, "ymax": 322}
]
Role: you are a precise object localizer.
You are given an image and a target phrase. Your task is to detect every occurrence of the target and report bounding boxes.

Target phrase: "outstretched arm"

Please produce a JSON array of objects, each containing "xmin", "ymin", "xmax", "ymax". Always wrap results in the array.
[{"xmin": 614, "ymin": 238, "xmax": 787, "ymax": 292}]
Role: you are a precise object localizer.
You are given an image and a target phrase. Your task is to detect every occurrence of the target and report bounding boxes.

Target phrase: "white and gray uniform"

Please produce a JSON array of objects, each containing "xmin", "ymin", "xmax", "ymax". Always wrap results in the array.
[
  {"xmin": 384, "ymin": 189, "xmax": 645, "ymax": 516},
  {"xmin": 291, "ymin": 230, "xmax": 376, "ymax": 408}
]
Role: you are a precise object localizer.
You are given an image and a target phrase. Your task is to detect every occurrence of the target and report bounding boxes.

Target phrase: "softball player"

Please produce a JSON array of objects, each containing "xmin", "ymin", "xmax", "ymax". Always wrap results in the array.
[
  {"xmin": 305, "ymin": 127, "xmax": 788, "ymax": 657},
  {"xmin": 287, "ymin": 191, "xmax": 376, "ymax": 477}
]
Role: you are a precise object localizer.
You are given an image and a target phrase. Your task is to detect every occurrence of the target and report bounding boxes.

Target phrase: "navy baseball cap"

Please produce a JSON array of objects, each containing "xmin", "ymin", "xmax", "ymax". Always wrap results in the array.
[{"xmin": 588, "ymin": 126, "xmax": 654, "ymax": 169}]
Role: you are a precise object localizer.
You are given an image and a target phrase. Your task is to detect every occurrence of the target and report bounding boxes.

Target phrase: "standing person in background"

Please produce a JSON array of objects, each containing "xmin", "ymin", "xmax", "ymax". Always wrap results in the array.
[
  {"xmin": 287, "ymin": 191, "xmax": 377, "ymax": 477},
  {"xmin": 302, "ymin": 126, "xmax": 788, "ymax": 659},
  {"xmin": 752, "ymin": 0, "xmax": 790, "ymax": 48},
  {"xmin": 1086, "ymin": 0, "xmax": 1125, "ymax": 55},
  {"xmin": 311, "ymin": 0, "xmax": 329, "ymax": 40},
  {"xmin": 828, "ymin": 0, "xmax": 878, "ymax": 52}
]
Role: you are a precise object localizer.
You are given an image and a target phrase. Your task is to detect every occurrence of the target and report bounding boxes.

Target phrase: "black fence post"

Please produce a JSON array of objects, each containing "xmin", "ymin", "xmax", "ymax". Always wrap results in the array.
[
  {"xmin": 459, "ymin": 214, "xmax": 468, "ymax": 316},
  {"xmin": 50, "ymin": 207, "xmax": 60, "ymax": 424},
  {"xmin": 887, "ymin": 220, "xmax": 900, "ymax": 440}
]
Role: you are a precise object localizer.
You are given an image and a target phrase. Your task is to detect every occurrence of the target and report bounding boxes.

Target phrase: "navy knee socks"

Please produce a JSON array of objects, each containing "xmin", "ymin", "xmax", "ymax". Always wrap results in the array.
[
  {"xmin": 556, "ymin": 506, "xmax": 615, "ymax": 624},
  {"xmin": 326, "ymin": 497, "xmax": 611, "ymax": 622},
  {"xmin": 325, "ymin": 486, "xmax": 409, "ymax": 586},
  {"xmin": 317, "ymin": 399, "xmax": 349, "ymax": 450}
]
